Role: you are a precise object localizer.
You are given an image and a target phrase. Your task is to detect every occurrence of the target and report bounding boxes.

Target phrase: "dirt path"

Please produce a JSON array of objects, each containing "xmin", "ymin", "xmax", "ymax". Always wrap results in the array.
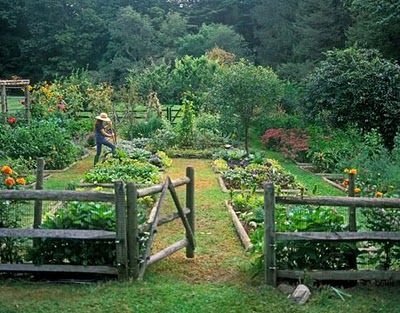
[{"xmin": 150, "ymin": 159, "xmax": 250, "ymax": 284}]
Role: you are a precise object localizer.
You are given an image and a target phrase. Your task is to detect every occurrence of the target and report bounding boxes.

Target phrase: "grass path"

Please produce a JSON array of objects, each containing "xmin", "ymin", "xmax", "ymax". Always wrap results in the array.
[{"xmin": 151, "ymin": 158, "xmax": 250, "ymax": 284}]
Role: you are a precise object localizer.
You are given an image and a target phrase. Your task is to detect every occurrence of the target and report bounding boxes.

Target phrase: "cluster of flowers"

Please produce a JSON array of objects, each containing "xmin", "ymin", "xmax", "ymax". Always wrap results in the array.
[
  {"xmin": 261, "ymin": 128, "xmax": 309, "ymax": 160},
  {"xmin": 1, "ymin": 165, "xmax": 26, "ymax": 189},
  {"xmin": 7, "ymin": 116, "xmax": 17, "ymax": 126},
  {"xmin": 342, "ymin": 168, "xmax": 383, "ymax": 197}
]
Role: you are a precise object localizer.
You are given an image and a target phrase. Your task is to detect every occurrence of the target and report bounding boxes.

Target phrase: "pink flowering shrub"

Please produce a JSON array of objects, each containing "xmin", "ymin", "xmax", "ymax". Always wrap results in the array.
[{"xmin": 261, "ymin": 128, "xmax": 309, "ymax": 161}]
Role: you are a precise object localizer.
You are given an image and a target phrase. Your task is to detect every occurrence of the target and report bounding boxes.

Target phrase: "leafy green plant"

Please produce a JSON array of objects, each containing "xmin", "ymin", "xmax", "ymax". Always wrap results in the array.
[
  {"xmin": 0, "ymin": 120, "xmax": 81, "ymax": 170},
  {"xmin": 177, "ymin": 94, "xmax": 196, "ymax": 147},
  {"xmin": 84, "ymin": 159, "xmax": 161, "ymax": 185},
  {"xmin": 29, "ymin": 201, "xmax": 151, "ymax": 266},
  {"xmin": 250, "ymin": 205, "xmax": 355, "ymax": 274},
  {"xmin": 362, "ymin": 208, "xmax": 400, "ymax": 270}
]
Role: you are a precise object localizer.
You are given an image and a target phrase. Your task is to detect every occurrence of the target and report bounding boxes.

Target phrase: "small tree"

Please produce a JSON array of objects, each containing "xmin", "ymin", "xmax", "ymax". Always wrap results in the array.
[{"xmin": 210, "ymin": 61, "xmax": 283, "ymax": 154}]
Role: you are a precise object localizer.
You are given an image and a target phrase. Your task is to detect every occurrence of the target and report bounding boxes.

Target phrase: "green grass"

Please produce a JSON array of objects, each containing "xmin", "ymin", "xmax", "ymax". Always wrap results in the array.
[
  {"xmin": 6, "ymin": 96, "xmax": 25, "ymax": 113},
  {"xmin": 2, "ymin": 155, "xmax": 399, "ymax": 312},
  {"xmin": 0, "ymin": 276, "xmax": 399, "ymax": 313}
]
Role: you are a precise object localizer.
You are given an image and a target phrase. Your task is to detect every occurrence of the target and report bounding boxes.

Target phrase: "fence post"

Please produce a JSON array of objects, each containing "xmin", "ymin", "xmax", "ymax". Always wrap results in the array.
[
  {"xmin": 126, "ymin": 182, "xmax": 139, "ymax": 280},
  {"xmin": 186, "ymin": 167, "xmax": 195, "ymax": 258},
  {"xmin": 24, "ymin": 84, "xmax": 31, "ymax": 122},
  {"xmin": 33, "ymin": 158, "xmax": 44, "ymax": 229},
  {"xmin": 115, "ymin": 181, "xmax": 128, "ymax": 280},
  {"xmin": 348, "ymin": 172, "xmax": 358, "ymax": 269},
  {"xmin": 1, "ymin": 85, "xmax": 6, "ymax": 123},
  {"xmin": 264, "ymin": 182, "xmax": 277, "ymax": 287}
]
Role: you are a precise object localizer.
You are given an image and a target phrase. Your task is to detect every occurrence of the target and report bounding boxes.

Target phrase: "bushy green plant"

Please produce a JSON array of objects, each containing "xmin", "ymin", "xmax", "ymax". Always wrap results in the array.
[
  {"xmin": 84, "ymin": 159, "xmax": 160, "ymax": 184},
  {"xmin": 123, "ymin": 114, "xmax": 166, "ymax": 139},
  {"xmin": 31, "ymin": 69, "xmax": 113, "ymax": 118},
  {"xmin": 362, "ymin": 208, "xmax": 400, "ymax": 270},
  {"xmin": 305, "ymin": 47, "xmax": 400, "ymax": 148},
  {"xmin": 29, "ymin": 201, "xmax": 151, "ymax": 266},
  {"xmin": 0, "ymin": 120, "xmax": 81, "ymax": 170},
  {"xmin": 177, "ymin": 94, "xmax": 196, "ymax": 147},
  {"xmin": 250, "ymin": 205, "xmax": 354, "ymax": 273}
]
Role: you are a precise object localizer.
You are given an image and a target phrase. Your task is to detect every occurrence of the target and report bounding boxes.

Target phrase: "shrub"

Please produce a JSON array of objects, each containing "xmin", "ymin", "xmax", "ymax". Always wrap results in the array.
[
  {"xmin": 362, "ymin": 207, "xmax": 400, "ymax": 270},
  {"xmin": 0, "ymin": 120, "xmax": 81, "ymax": 170},
  {"xmin": 261, "ymin": 128, "xmax": 309, "ymax": 161},
  {"xmin": 122, "ymin": 114, "xmax": 166, "ymax": 139},
  {"xmin": 305, "ymin": 47, "xmax": 400, "ymax": 148}
]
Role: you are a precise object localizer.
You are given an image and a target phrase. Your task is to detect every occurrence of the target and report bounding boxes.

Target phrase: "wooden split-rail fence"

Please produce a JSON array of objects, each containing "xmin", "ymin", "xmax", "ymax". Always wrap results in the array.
[
  {"xmin": 0, "ymin": 158, "xmax": 195, "ymax": 281},
  {"xmin": 263, "ymin": 179, "xmax": 400, "ymax": 286}
]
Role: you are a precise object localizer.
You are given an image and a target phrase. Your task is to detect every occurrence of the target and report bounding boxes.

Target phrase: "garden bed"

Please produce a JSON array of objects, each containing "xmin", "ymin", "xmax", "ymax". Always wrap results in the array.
[
  {"xmin": 217, "ymin": 176, "xmax": 302, "ymax": 195},
  {"xmin": 225, "ymin": 201, "xmax": 252, "ymax": 250}
]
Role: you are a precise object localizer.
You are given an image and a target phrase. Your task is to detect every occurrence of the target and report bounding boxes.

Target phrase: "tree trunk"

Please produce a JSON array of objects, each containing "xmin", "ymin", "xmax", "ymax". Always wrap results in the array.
[{"xmin": 244, "ymin": 126, "xmax": 249, "ymax": 155}]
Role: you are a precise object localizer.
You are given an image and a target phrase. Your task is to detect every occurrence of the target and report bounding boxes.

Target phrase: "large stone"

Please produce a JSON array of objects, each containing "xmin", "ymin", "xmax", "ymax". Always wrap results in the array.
[{"xmin": 288, "ymin": 284, "xmax": 311, "ymax": 305}]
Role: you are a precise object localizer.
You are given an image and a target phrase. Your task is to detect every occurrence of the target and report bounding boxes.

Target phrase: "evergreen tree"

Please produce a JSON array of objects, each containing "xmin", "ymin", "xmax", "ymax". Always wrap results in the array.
[
  {"xmin": 293, "ymin": 0, "xmax": 350, "ymax": 62},
  {"xmin": 347, "ymin": 0, "xmax": 400, "ymax": 61},
  {"xmin": 252, "ymin": 0, "xmax": 298, "ymax": 67}
]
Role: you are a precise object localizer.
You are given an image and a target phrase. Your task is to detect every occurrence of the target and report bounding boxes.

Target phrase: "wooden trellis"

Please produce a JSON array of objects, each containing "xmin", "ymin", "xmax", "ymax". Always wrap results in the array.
[{"xmin": 0, "ymin": 79, "xmax": 31, "ymax": 122}]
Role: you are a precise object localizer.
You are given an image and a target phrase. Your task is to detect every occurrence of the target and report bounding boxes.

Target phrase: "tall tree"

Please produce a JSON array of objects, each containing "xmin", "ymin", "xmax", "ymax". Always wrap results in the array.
[
  {"xmin": 21, "ymin": 0, "xmax": 107, "ymax": 79},
  {"xmin": 252, "ymin": 0, "xmax": 298, "ymax": 67},
  {"xmin": 210, "ymin": 61, "xmax": 283, "ymax": 153},
  {"xmin": 293, "ymin": 0, "xmax": 350, "ymax": 62},
  {"xmin": 347, "ymin": 0, "xmax": 400, "ymax": 61},
  {"xmin": 178, "ymin": 23, "xmax": 250, "ymax": 58},
  {"xmin": 102, "ymin": 6, "xmax": 156, "ymax": 82},
  {"xmin": 0, "ymin": 0, "xmax": 27, "ymax": 77}
]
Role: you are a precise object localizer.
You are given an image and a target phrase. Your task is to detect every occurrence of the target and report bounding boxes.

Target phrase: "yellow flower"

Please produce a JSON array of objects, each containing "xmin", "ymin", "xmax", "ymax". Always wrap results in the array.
[
  {"xmin": 4, "ymin": 177, "xmax": 15, "ymax": 187},
  {"xmin": 16, "ymin": 177, "xmax": 26, "ymax": 185},
  {"xmin": 344, "ymin": 168, "xmax": 350, "ymax": 173},
  {"xmin": 354, "ymin": 187, "xmax": 361, "ymax": 193},
  {"xmin": 1, "ymin": 165, "xmax": 13, "ymax": 175},
  {"xmin": 349, "ymin": 169, "xmax": 358, "ymax": 175},
  {"xmin": 375, "ymin": 191, "xmax": 383, "ymax": 198}
]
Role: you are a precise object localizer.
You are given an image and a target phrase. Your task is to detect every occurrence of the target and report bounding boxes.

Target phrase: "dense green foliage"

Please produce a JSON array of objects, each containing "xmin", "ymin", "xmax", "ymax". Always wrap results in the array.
[
  {"xmin": 0, "ymin": 120, "xmax": 81, "ymax": 170},
  {"xmin": 84, "ymin": 159, "xmax": 161, "ymax": 184},
  {"xmin": 305, "ymin": 48, "xmax": 400, "ymax": 147},
  {"xmin": 209, "ymin": 61, "xmax": 283, "ymax": 153},
  {"xmin": 2, "ymin": 0, "xmax": 398, "ymax": 82}
]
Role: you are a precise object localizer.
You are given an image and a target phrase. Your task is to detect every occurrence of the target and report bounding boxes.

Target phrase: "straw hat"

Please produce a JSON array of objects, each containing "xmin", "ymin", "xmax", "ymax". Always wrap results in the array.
[{"xmin": 95, "ymin": 112, "xmax": 111, "ymax": 122}]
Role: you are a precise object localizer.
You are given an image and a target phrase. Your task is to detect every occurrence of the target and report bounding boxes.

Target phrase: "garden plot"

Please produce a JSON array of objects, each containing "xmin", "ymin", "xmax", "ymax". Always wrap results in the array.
[{"xmin": 212, "ymin": 149, "xmax": 303, "ymax": 195}]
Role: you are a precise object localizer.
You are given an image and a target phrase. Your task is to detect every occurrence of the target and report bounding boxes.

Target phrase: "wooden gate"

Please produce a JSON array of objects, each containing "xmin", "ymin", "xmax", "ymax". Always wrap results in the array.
[{"xmin": 0, "ymin": 160, "xmax": 195, "ymax": 281}]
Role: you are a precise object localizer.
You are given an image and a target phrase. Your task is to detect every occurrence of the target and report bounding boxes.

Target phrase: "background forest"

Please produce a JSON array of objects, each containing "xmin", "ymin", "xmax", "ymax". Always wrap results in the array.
[{"xmin": 1, "ymin": 0, "xmax": 399, "ymax": 83}]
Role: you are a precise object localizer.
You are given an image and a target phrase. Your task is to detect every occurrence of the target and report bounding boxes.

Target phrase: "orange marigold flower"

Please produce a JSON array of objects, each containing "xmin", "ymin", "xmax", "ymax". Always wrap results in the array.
[
  {"xmin": 16, "ymin": 177, "xmax": 26, "ymax": 185},
  {"xmin": 342, "ymin": 179, "xmax": 349, "ymax": 187},
  {"xmin": 1, "ymin": 165, "xmax": 13, "ymax": 175},
  {"xmin": 354, "ymin": 187, "xmax": 361, "ymax": 193},
  {"xmin": 4, "ymin": 177, "xmax": 15, "ymax": 187},
  {"xmin": 375, "ymin": 191, "xmax": 383, "ymax": 198},
  {"xmin": 349, "ymin": 169, "xmax": 358, "ymax": 175}
]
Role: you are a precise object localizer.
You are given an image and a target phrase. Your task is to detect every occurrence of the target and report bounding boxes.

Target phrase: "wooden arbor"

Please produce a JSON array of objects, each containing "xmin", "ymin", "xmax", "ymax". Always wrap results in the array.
[{"xmin": 0, "ymin": 79, "xmax": 31, "ymax": 122}]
